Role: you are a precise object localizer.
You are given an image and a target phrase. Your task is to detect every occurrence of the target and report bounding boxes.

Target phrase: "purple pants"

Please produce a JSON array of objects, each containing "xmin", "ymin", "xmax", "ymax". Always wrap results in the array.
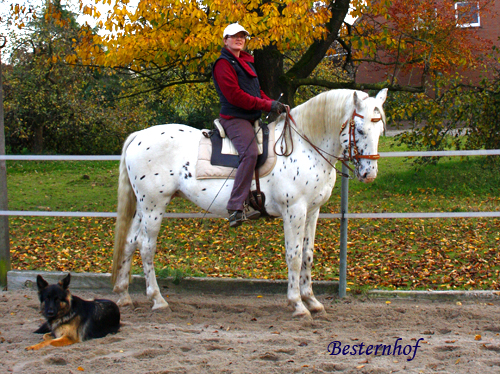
[{"xmin": 219, "ymin": 117, "xmax": 259, "ymax": 211}]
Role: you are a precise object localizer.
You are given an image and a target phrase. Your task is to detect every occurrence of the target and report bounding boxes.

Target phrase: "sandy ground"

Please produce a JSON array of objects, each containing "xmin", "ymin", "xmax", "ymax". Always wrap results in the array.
[{"xmin": 1, "ymin": 289, "xmax": 500, "ymax": 374}]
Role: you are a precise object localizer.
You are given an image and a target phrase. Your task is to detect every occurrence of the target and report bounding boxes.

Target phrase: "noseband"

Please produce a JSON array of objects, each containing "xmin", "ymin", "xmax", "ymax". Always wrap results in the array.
[{"xmin": 340, "ymin": 110, "xmax": 381, "ymax": 163}]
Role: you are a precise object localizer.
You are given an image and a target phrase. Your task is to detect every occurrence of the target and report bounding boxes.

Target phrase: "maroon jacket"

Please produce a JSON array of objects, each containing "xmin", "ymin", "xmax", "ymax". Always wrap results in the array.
[{"xmin": 213, "ymin": 49, "xmax": 272, "ymax": 119}]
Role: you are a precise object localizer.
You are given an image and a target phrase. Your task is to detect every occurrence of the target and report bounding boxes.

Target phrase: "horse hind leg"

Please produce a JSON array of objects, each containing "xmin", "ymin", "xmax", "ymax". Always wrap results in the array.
[
  {"xmin": 138, "ymin": 208, "xmax": 170, "ymax": 310},
  {"xmin": 113, "ymin": 212, "xmax": 143, "ymax": 307},
  {"xmin": 299, "ymin": 211, "xmax": 326, "ymax": 315}
]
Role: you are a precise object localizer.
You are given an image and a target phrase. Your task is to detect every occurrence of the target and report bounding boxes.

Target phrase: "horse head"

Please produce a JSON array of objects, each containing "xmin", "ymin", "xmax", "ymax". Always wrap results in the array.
[{"xmin": 341, "ymin": 88, "xmax": 388, "ymax": 183}]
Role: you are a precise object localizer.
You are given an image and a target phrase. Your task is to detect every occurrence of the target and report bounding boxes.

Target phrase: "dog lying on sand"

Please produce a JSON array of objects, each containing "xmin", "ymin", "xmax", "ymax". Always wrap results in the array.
[{"xmin": 26, "ymin": 273, "xmax": 120, "ymax": 350}]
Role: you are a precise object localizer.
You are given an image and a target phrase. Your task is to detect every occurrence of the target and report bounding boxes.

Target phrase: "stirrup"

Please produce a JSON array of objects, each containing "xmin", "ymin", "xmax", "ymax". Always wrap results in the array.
[{"xmin": 244, "ymin": 203, "xmax": 261, "ymax": 220}]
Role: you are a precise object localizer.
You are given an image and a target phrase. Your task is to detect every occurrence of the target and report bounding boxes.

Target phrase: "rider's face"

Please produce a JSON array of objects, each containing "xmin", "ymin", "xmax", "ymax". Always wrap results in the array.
[{"xmin": 224, "ymin": 32, "xmax": 247, "ymax": 56}]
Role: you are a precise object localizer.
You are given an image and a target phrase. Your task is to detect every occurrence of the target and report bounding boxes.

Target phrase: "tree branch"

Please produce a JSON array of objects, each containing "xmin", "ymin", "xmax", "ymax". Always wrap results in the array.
[{"xmin": 285, "ymin": 0, "xmax": 351, "ymax": 81}]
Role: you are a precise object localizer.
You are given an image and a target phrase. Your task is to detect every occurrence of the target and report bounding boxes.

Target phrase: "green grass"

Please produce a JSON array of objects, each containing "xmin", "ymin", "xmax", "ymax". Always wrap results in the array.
[
  {"xmin": 4, "ymin": 137, "xmax": 500, "ymax": 290},
  {"xmin": 7, "ymin": 161, "xmax": 119, "ymax": 212}
]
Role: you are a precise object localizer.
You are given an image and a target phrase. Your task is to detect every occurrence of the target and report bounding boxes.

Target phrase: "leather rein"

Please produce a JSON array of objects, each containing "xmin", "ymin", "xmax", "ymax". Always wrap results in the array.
[{"xmin": 274, "ymin": 107, "xmax": 381, "ymax": 177}]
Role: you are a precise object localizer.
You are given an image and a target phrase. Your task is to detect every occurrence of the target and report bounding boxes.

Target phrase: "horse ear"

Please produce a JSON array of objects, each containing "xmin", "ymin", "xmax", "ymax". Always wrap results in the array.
[
  {"xmin": 353, "ymin": 91, "xmax": 362, "ymax": 109},
  {"xmin": 376, "ymin": 88, "xmax": 388, "ymax": 104}
]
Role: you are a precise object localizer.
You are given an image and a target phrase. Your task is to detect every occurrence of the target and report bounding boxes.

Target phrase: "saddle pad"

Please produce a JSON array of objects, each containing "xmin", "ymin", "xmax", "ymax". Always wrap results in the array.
[
  {"xmin": 210, "ymin": 122, "xmax": 269, "ymax": 169},
  {"xmin": 214, "ymin": 118, "xmax": 264, "ymax": 156},
  {"xmin": 196, "ymin": 122, "xmax": 277, "ymax": 180}
]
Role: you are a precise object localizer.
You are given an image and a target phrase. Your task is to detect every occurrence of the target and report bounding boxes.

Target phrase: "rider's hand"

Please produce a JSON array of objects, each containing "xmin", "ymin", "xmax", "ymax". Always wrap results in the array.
[{"xmin": 271, "ymin": 101, "xmax": 287, "ymax": 114}]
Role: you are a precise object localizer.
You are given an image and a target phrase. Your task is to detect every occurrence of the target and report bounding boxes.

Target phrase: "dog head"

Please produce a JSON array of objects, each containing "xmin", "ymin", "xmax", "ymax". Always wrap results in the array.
[{"xmin": 36, "ymin": 273, "xmax": 72, "ymax": 321}]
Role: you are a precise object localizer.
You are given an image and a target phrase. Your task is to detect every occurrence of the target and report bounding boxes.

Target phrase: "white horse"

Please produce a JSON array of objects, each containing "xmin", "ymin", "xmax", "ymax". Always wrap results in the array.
[{"xmin": 112, "ymin": 88, "xmax": 388, "ymax": 317}]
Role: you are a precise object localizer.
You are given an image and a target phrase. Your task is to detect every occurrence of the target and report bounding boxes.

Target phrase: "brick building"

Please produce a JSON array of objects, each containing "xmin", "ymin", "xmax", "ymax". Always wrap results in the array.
[{"xmin": 355, "ymin": 1, "xmax": 500, "ymax": 87}]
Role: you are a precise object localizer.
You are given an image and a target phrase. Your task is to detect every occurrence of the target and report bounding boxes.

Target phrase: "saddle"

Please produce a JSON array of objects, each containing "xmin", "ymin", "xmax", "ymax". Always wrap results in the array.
[
  {"xmin": 208, "ymin": 119, "xmax": 268, "ymax": 169},
  {"xmin": 196, "ymin": 121, "xmax": 277, "ymax": 180},
  {"xmin": 196, "ymin": 120, "xmax": 278, "ymax": 217}
]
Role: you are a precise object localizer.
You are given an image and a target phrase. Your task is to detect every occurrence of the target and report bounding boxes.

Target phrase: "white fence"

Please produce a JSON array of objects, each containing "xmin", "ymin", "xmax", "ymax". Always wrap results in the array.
[{"xmin": 0, "ymin": 150, "xmax": 499, "ymax": 295}]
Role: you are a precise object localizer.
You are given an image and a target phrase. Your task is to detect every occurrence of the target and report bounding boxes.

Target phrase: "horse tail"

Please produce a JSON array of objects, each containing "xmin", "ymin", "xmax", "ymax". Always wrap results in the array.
[{"xmin": 112, "ymin": 132, "xmax": 138, "ymax": 285}]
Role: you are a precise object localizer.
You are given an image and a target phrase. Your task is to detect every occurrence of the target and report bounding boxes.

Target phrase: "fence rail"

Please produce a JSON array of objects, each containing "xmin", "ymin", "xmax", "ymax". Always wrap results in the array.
[
  {"xmin": 1, "ymin": 149, "xmax": 499, "ymax": 161},
  {"xmin": 1, "ymin": 211, "xmax": 500, "ymax": 218}
]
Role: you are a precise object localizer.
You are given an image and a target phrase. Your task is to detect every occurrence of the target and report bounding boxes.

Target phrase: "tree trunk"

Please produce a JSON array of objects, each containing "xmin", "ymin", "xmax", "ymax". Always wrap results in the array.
[
  {"xmin": 33, "ymin": 124, "xmax": 44, "ymax": 154},
  {"xmin": 254, "ymin": 0, "xmax": 350, "ymax": 108},
  {"xmin": 254, "ymin": 46, "xmax": 283, "ymax": 101},
  {"xmin": 254, "ymin": 46, "xmax": 298, "ymax": 108}
]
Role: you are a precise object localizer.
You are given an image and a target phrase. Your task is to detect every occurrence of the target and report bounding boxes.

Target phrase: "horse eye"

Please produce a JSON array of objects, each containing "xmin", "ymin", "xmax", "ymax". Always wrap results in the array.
[{"xmin": 357, "ymin": 128, "xmax": 365, "ymax": 136}]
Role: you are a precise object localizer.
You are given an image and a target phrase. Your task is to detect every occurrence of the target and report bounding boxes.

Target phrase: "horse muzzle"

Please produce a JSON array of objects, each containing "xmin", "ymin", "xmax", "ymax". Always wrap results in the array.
[{"xmin": 355, "ymin": 160, "xmax": 378, "ymax": 183}]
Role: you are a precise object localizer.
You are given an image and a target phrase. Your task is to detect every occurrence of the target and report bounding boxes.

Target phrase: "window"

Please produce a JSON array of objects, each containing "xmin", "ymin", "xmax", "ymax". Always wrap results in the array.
[{"xmin": 455, "ymin": 2, "xmax": 480, "ymax": 27}]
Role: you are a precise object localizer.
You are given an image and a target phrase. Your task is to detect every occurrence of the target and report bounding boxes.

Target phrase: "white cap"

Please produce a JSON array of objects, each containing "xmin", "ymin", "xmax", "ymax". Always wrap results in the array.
[{"xmin": 223, "ymin": 23, "xmax": 250, "ymax": 38}]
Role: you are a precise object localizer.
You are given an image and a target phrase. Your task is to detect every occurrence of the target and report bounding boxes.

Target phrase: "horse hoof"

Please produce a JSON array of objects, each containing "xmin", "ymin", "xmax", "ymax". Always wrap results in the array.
[
  {"xmin": 309, "ymin": 304, "xmax": 326, "ymax": 315},
  {"xmin": 312, "ymin": 308, "xmax": 327, "ymax": 318},
  {"xmin": 152, "ymin": 299, "xmax": 170, "ymax": 310},
  {"xmin": 292, "ymin": 308, "xmax": 312, "ymax": 319},
  {"xmin": 117, "ymin": 295, "xmax": 133, "ymax": 307}
]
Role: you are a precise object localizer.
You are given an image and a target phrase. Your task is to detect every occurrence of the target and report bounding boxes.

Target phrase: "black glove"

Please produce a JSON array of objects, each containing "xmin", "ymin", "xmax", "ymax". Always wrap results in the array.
[{"xmin": 271, "ymin": 101, "xmax": 287, "ymax": 114}]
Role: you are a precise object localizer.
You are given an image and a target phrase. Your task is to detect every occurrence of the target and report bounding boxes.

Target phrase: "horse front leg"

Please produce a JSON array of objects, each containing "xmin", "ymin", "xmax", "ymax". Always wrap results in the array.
[
  {"xmin": 283, "ymin": 209, "xmax": 311, "ymax": 318},
  {"xmin": 300, "ymin": 209, "xmax": 325, "ymax": 315}
]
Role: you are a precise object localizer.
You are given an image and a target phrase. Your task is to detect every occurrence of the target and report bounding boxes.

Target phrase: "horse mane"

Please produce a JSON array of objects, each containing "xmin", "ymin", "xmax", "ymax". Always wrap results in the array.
[{"xmin": 289, "ymin": 89, "xmax": 369, "ymax": 143}]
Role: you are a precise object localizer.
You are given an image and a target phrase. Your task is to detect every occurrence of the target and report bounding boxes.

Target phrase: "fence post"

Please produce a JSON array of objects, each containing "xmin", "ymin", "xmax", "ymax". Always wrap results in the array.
[
  {"xmin": 0, "ymin": 36, "xmax": 10, "ymax": 288},
  {"xmin": 338, "ymin": 163, "xmax": 349, "ymax": 297}
]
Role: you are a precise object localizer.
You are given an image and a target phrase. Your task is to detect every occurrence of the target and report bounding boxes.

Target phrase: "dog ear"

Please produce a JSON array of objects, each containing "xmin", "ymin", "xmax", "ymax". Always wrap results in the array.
[
  {"xmin": 59, "ymin": 273, "xmax": 71, "ymax": 290},
  {"xmin": 36, "ymin": 275, "xmax": 48, "ymax": 291}
]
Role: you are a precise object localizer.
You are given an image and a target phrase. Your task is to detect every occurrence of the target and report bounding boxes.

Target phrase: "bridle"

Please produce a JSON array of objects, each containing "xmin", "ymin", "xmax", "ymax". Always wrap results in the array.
[
  {"xmin": 339, "ymin": 110, "xmax": 382, "ymax": 164},
  {"xmin": 275, "ymin": 107, "xmax": 382, "ymax": 177}
]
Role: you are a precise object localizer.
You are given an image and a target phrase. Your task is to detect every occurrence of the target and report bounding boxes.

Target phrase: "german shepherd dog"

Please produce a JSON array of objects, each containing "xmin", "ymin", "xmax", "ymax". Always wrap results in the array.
[{"xmin": 26, "ymin": 273, "xmax": 121, "ymax": 350}]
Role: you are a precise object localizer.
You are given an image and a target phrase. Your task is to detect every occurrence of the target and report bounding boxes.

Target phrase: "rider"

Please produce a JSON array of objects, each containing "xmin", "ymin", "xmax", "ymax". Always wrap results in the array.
[{"xmin": 212, "ymin": 23, "xmax": 286, "ymax": 228}]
